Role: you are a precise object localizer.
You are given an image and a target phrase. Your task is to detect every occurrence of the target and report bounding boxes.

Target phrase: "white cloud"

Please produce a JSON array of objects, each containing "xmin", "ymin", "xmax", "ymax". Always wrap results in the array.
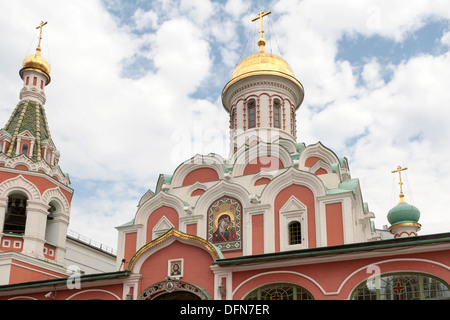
[
  {"xmin": 134, "ymin": 8, "xmax": 159, "ymax": 30},
  {"xmin": 442, "ymin": 30, "xmax": 450, "ymax": 46}
]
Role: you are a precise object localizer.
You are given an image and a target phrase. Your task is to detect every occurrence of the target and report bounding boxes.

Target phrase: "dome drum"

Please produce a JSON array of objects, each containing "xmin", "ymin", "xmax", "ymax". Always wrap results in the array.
[{"xmin": 222, "ymin": 53, "xmax": 304, "ymax": 112}]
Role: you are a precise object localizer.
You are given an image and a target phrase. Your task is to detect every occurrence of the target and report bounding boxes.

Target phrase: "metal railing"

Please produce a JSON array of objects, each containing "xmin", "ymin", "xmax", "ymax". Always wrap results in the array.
[{"xmin": 67, "ymin": 229, "xmax": 117, "ymax": 256}]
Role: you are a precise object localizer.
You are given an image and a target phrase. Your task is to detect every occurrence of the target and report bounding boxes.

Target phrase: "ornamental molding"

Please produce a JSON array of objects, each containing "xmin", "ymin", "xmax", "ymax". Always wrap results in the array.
[
  {"xmin": 137, "ymin": 277, "xmax": 209, "ymax": 300},
  {"xmin": 186, "ymin": 182, "xmax": 208, "ymax": 196},
  {"xmin": 171, "ymin": 154, "xmax": 225, "ymax": 188},
  {"xmin": 309, "ymin": 159, "xmax": 333, "ymax": 175},
  {"xmin": 224, "ymin": 77, "xmax": 303, "ymax": 111},
  {"xmin": 298, "ymin": 142, "xmax": 340, "ymax": 169},
  {"xmin": 41, "ymin": 187, "xmax": 71, "ymax": 218},
  {"xmin": 0, "ymin": 174, "xmax": 41, "ymax": 200},
  {"xmin": 260, "ymin": 167, "xmax": 326, "ymax": 204},
  {"xmin": 232, "ymin": 140, "xmax": 293, "ymax": 177},
  {"xmin": 127, "ymin": 228, "xmax": 222, "ymax": 272},
  {"xmin": 134, "ymin": 191, "xmax": 185, "ymax": 226},
  {"xmin": 280, "ymin": 195, "xmax": 307, "ymax": 216},
  {"xmin": 194, "ymin": 180, "xmax": 252, "ymax": 215},
  {"xmin": 0, "ymin": 153, "xmax": 70, "ymax": 187}
]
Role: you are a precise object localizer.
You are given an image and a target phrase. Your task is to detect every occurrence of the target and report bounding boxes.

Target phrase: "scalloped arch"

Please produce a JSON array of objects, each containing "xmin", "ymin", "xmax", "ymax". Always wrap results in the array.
[
  {"xmin": 134, "ymin": 192, "xmax": 185, "ymax": 226},
  {"xmin": 42, "ymin": 187, "xmax": 70, "ymax": 217},
  {"xmin": 299, "ymin": 142, "xmax": 340, "ymax": 169},
  {"xmin": 0, "ymin": 175, "xmax": 41, "ymax": 200},
  {"xmin": 232, "ymin": 142, "xmax": 293, "ymax": 177},
  {"xmin": 170, "ymin": 155, "xmax": 225, "ymax": 188}
]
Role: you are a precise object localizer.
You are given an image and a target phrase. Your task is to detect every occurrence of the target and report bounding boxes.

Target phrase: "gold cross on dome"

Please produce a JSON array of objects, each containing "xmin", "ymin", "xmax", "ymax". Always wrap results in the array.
[
  {"xmin": 391, "ymin": 165, "xmax": 408, "ymax": 203},
  {"xmin": 35, "ymin": 21, "xmax": 47, "ymax": 51},
  {"xmin": 252, "ymin": 10, "xmax": 271, "ymax": 38}
]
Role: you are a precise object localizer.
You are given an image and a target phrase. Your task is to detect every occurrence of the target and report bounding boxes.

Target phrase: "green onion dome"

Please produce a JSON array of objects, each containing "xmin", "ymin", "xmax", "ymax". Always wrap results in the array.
[{"xmin": 387, "ymin": 202, "xmax": 420, "ymax": 226}]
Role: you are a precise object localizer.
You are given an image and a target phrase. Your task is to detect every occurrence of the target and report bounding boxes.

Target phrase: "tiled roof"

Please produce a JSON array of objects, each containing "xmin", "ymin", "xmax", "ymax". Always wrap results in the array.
[{"xmin": 3, "ymin": 99, "xmax": 52, "ymax": 161}]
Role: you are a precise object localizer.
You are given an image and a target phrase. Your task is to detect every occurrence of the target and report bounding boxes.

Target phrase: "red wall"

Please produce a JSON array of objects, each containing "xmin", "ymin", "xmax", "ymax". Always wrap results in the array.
[
  {"xmin": 326, "ymin": 203, "xmax": 344, "ymax": 246},
  {"xmin": 244, "ymin": 156, "xmax": 284, "ymax": 175},
  {"xmin": 0, "ymin": 171, "xmax": 73, "ymax": 203},
  {"xmin": 146, "ymin": 206, "xmax": 179, "ymax": 243},
  {"xmin": 182, "ymin": 168, "xmax": 219, "ymax": 186},
  {"xmin": 138, "ymin": 240, "xmax": 215, "ymax": 298},
  {"xmin": 9, "ymin": 259, "xmax": 67, "ymax": 284},
  {"xmin": 231, "ymin": 249, "xmax": 450, "ymax": 300},
  {"xmin": 252, "ymin": 214, "xmax": 264, "ymax": 255},
  {"xmin": 123, "ymin": 232, "xmax": 137, "ymax": 269}
]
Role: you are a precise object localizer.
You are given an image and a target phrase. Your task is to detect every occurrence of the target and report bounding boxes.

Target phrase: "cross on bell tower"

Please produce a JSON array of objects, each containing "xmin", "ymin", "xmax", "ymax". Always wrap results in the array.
[
  {"xmin": 391, "ymin": 165, "xmax": 408, "ymax": 203},
  {"xmin": 35, "ymin": 21, "xmax": 47, "ymax": 53},
  {"xmin": 252, "ymin": 10, "xmax": 271, "ymax": 52}
]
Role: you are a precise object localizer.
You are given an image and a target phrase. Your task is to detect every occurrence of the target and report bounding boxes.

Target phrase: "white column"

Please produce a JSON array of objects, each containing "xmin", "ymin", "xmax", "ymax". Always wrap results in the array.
[
  {"xmin": 22, "ymin": 201, "xmax": 49, "ymax": 259},
  {"xmin": 0, "ymin": 198, "xmax": 7, "ymax": 234}
]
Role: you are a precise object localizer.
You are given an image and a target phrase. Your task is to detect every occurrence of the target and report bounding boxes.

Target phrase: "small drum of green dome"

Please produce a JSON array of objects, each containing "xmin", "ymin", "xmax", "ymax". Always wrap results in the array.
[{"xmin": 387, "ymin": 202, "xmax": 420, "ymax": 225}]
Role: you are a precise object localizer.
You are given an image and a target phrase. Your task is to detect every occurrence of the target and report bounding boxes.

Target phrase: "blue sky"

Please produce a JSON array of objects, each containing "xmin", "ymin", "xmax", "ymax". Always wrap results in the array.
[{"xmin": 1, "ymin": 0, "xmax": 450, "ymax": 249}]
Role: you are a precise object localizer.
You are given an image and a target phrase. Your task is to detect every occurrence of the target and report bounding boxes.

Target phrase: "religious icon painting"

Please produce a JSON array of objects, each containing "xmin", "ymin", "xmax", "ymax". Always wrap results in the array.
[
  {"xmin": 168, "ymin": 259, "xmax": 183, "ymax": 278},
  {"xmin": 207, "ymin": 197, "xmax": 242, "ymax": 251}
]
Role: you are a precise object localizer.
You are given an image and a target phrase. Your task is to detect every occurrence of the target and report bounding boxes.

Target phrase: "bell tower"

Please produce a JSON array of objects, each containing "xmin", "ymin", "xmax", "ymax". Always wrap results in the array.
[
  {"xmin": 221, "ymin": 10, "xmax": 304, "ymax": 156},
  {"xmin": 0, "ymin": 22, "xmax": 73, "ymax": 284}
]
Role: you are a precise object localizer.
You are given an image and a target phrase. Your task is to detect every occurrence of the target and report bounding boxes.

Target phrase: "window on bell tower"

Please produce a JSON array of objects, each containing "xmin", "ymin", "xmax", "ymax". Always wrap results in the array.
[
  {"xmin": 291, "ymin": 107, "xmax": 296, "ymax": 134},
  {"xmin": 3, "ymin": 194, "xmax": 28, "ymax": 235},
  {"xmin": 21, "ymin": 142, "xmax": 29, "ymax": 156},
  {"xmin": 230, "ymin": 107, "xmax": 235, "ymax": 129},
  {"xmin": 274, "ymin": 99, "xmax": 281, "ymax": 128},
  {"xmin": 248, "ymin": 99, "xmax": 256, "ymax": 128}
]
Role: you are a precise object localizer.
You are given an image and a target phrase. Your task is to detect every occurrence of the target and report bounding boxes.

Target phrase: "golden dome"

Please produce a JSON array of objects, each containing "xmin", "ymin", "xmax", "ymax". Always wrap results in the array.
[
  {"xmin": 20, "ymin": 48, "xmax": 51, "ymax": 84},
  {"xmin": 222, "ymin": 38, "xmax": 304, "ymax": 110},
  {"xmin": 230, "ymin": 49, "xmax": 296, "ymax": 85}
]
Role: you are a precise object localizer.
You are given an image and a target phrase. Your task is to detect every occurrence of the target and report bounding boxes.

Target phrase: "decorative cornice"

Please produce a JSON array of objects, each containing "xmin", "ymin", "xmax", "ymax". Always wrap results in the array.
[
  {"xmin": 223, "ymin": 77, "xmax": 303, "ymax": 112},
  {"xmin": 0, "ymin": 159, "xmax": 71, "ymax": 189}
]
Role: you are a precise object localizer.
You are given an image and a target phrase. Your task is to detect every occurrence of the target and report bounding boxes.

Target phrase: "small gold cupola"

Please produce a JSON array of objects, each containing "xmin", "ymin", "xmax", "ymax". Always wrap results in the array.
[
  {"xmin": 19, "ymin": 21, "xmax": 51, "ymax": 85},
  {"xmin": 19, "ymin": 21, "xmax": 51, "ymax": 105}
]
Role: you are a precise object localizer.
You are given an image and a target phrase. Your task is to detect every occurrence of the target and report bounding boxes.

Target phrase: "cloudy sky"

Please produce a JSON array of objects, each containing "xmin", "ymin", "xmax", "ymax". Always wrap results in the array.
[{"xmin": 1, "ymin": 0, "xmax": 449, "ymax": 250}]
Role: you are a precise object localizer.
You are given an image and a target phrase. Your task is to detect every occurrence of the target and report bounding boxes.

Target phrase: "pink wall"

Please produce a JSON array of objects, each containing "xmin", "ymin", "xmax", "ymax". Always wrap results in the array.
[
  {"xmin": 146, "ymin": 206, "xmax": 179, "ymax": 243},
  {"xmin": 182, "ymin": 168, "xmax": 219, "ymax": 186},
  {"xmin": 274, "ymin": 184, "xmax": 316, "ymax": 251},
  {"xmin": 138, "ymin": 240, "xmax": 215, "ymax": 298}
]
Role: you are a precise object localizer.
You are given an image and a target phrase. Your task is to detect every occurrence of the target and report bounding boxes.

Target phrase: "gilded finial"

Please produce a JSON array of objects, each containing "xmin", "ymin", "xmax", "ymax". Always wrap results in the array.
[
  {"xmin": 251, "ymin": 10, "xmax": 271, "ymax": 52},
  {"xmin": 35, "ymin": 21, "xmax": 47, "ymax": 55},
  {"xmin": 391, "ymin": 165, "xmax": 408, "ymax": 203}
]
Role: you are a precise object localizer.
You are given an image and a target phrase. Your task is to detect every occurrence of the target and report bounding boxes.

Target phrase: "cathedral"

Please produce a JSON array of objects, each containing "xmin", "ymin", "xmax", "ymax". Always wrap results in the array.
[{"xmin": 0, "ymin": 14, "xmax": 449, "ymax": 302}]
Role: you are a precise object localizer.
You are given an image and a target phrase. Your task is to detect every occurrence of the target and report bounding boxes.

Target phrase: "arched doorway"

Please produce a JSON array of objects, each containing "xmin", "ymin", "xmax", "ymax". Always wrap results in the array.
[{"xmin": 137, "ymin": 278, "xmax": 210, "ymax": 300}]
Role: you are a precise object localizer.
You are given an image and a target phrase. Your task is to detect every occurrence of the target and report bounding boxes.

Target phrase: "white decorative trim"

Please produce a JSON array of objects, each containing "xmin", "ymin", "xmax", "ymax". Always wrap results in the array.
[
  {"xmin": 0, "ymin": 175, "xmax": 41, "ymax": 200},
  {"xmin": 298, "ymin": 142, "xmax": 340, "ymax": 169},
  {"xmin": 232, "ymin": 141, "xmax": 293, "ymax": 177},
  {"xmin": 260, "ymin": 167, "xmax": 326, "ymax": 204},
  {"xmin": 170, "ymin": 154, "xmax": 225, "ymax": 188},
  {"xmin": 41, "ymin": 187, "xmax": 71, "ymax": 218},
  {"xmin": 279, "ymin": 196, "xmax": 308, "ymax": 251},
  {"xmin": 186, "ymin": 182, "xmax": 208, "ymax": 196},
  {"xmin": 0, "ymin": 153, "xmax": 70, "ymax": 187},
  {"xmin": 250, "ymin": 171, "xmax": 275, "ymax": 186},
  {"xmin": 153, "ymin": 216, "xmax": 175, "ymax": 240},
  {"xmin": 66, "ymin": 289, "xmax": 121, "ymax": 300},
  {"xmin": 134, "ymin": 192, "xmax": 184, "ymax": 249},
  {"xmin": 309, "ymin": 160, "xmax": 332, "ymax": 175}
]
